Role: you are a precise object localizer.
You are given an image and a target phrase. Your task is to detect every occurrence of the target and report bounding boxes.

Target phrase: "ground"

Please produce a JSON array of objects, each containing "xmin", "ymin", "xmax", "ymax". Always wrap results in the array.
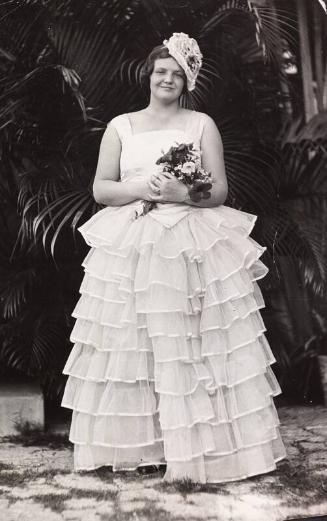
[{"xmin": 0, "ymin": 406, "xmax": 327, "ymax": 521}]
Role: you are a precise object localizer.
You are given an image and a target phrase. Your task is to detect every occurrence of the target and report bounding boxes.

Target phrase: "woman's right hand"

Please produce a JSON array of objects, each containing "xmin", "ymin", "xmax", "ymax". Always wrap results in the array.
[{"xmin": 132, "ymin": 178, "xmax": 159, "ymax": 201}]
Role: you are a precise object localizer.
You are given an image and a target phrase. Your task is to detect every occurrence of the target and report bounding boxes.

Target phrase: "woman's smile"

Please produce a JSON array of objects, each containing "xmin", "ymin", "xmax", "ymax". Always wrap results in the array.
[{"xmin": 149, "ymin": 57, "xmax": 185, "ymax": 99}]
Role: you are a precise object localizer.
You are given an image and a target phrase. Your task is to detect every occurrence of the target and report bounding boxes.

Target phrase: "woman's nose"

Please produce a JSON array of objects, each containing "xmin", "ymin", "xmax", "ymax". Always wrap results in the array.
[{"xmin": 163, "ymin": 73, "xmax": 173, "ymax": 83}]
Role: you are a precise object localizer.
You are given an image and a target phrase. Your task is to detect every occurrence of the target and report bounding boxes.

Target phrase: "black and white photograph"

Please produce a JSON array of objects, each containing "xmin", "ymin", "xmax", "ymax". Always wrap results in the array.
[{"xmin": 0, "ymin": 1, "xmax": 327, "ymax": 520}]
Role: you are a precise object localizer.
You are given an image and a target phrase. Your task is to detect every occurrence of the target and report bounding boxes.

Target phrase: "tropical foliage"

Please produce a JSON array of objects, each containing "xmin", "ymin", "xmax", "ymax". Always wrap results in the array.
[{"xmin": 0, "ymin": 0, "xmax": 326, "ymax": 403}]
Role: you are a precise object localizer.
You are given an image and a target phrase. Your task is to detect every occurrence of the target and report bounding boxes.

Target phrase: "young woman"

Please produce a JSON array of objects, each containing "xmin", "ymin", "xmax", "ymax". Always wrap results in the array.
[{"xmin": 61, "ymin": 33, "xmax": 287, "ymax": 483}]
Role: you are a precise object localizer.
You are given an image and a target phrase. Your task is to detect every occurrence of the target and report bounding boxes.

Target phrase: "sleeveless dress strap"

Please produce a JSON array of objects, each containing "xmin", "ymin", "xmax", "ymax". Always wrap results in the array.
[
  {"xmin": 107, "ymin": 114, "xmax": 131, "ymax": 142},
  {"xmin": 187, "ymin": 111, "xmax": 207, "ymax": 146}
]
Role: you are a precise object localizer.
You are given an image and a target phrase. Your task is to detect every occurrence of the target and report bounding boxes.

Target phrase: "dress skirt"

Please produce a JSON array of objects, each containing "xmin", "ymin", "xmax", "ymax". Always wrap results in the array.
[{"xmin": 61, "ymin": 202, "xmax": 287, "ymax": 483}]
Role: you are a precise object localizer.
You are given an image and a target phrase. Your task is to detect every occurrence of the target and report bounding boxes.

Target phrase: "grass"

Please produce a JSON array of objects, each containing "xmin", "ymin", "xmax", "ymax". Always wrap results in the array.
[
  {"xmin": 243, "ymin": 461, "xmax": 327, "ymax": 507},
  {"xmin": 2, "ymin": 424, "xmax": 71, "ymax": 449},
  {"xmin": 100, "ymin": 507, "xmax": 187, "ymax": 521},
  {"xmin": 96, "ymin": 509, "xmax": 175, "ymax": 521},
  {"xmin": 24, "ymin": 493, "xmax": 71, "ymax": 513},
  {"xmin": 31, "ymin": 489, "xmax": 119, "ymax": 513},
  {"xmin": 157, "ymin": 477, "xmax": 232, "ymax": 496},
  {"xmin": 2, "ymin": 452, "xmax": 326, "ymax": 506},
  {"xmin": 1, "ymin": 462, "xmax": 327, "ymax": 520},
  {"xmin": 0, "ymin": 470, "xmax": 27, "ymax": 487},
  {"xmin": 69, "ymin": 487, "xmax": 119, "ymax": 501},
  {"xmin": 151, "ymin": 459, "xmax": 327, "ymax": 508},
  {"xmin": 275, "ymin": 465, "xmax": 327, "ymax": 506},
  {"xmin": 0, "ymin": 462, "xmax": 12, "ymax": 471},
  {"xmin": 0, "ymin": 467, "xmax": 72, "ymax": 487},
  {"xmin": 1, "ymin": 422, "xmax": 327, "ymax": 520}
]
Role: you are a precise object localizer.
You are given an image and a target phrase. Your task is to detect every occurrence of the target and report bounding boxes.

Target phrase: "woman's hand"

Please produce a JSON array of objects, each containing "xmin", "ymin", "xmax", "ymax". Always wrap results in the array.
[
  {"xmin": 130, "ymin": 178, "xmax": 161, "ymax": 201},
  {"xmin": 147, "ymin": 172, "xmax": 188, "ymax": 203}
]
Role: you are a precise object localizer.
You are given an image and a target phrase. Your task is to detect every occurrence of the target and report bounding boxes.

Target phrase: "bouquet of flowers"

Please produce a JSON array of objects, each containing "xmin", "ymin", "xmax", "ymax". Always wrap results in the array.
[{"xmin": 135, "ymin": 142, "xmax": 212, "ymax": 218}]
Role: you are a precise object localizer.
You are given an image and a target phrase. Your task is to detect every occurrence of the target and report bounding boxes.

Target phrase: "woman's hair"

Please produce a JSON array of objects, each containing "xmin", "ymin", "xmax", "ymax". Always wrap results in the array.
[{"xmin": 140, "ymin": 44, "xmax": 187, "ymax": 95}]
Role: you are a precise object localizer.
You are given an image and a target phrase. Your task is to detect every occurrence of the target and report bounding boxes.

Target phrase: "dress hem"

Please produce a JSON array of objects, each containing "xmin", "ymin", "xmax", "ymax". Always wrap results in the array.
[{"xmin": 73, "ymin": 454, "xmax": 288, "ymax": 483}]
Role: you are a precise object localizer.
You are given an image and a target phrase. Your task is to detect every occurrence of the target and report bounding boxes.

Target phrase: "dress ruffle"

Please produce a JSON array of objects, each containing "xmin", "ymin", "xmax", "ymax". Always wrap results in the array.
[{"xmin": 61, "ymin": 204, "xmax": 287, "ymax": 482}]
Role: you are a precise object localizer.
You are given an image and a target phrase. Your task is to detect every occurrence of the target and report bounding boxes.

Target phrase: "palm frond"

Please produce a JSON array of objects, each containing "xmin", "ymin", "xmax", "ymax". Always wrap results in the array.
[
  {"xmin": 316, "ymin": 0, "xmax": 327, "ymax": 13},
  {"xmin": 255, "ymin": 115, "xmax": 327, "ymax": 295},
  {"xmin": 0, "ymin": 267, "xmax": 37, "ymax": 319},
  {"xmin": 0, "ymin": 312, "xmax": 69, "ymax": 373},
  {"xmin": 201, "ymin": 0, "xmax": 252, "ymax": 35},
  {"xmin": 21, "ymin": 189, "xmax": 96, "ymax": 256},
  {"xmin": 141, "ymin": 0, "xmax": 174, "ymax": 36},
  {"xmin": 48, "ymin": 7, "xmax": 129, "ymax": 109}
]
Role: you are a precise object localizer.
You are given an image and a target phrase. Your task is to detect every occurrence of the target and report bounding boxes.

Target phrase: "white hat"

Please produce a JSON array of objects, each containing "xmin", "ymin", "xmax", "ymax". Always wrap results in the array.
[{"xmin": 163, "ymin": 32, "xmax": 203, "ymax": 91}]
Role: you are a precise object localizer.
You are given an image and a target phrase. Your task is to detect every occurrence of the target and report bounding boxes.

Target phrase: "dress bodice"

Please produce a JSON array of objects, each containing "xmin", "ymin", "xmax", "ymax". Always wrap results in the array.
[
  {"xmin": 105, "ymin": 111, "xmax": 209, "ymax": 227},
  {"xmin": 108, "ymin": 111, "xmax": 208, "ymax": 183}
]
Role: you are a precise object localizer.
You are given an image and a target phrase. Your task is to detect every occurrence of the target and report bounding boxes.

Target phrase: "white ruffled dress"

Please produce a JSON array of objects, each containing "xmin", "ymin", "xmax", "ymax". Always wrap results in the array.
[{"xmin": 61, "ymin": 110, "xmax": 287, "ymax": 483}]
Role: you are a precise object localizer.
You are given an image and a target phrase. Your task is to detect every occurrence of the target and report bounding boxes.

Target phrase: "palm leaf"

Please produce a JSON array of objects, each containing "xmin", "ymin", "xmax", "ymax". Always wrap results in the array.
[
  {"xmin": 0, "ymin": 267, "xmax": 37, "ymax": 319},
  {"xmin": 141, "ymin": 0, "xmax": 174, "ymax": 36},
  {"xmin": 0, "ymin": 312, "xmax": 69, "ymax": 373},
  {"xmin": 316, "ymin": 0, "xmax": 327, "ymax": 13},
  {"xmin": 48, "ymin": 4, "xmax": 130, "ymax": 110},
  {"xmin": 255, "ymin": 116, "xmax": 327, "ymax": 294},
  {"xmin": 21, "ymin": 189, "xmax": 96, "ymax": 256},
  {"xmin": 201, "ymin": 0, "xmax": 252, "ymax": 35}
]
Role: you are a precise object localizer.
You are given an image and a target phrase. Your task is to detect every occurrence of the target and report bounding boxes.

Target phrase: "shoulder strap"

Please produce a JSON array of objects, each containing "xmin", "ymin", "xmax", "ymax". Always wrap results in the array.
[
  {"xmin": 107, "ymin": 114, "xmax": 131, "ymax": 142},
  {"xmin": 187, "ymin": 111, "xmax": 207, "ymax": 145}
]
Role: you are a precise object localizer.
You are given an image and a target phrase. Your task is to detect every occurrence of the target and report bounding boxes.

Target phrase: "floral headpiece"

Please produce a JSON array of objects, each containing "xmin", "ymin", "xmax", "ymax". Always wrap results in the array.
[{"xmin": 163, "ymin": 32, "xmax": 203, "ymax": 92}]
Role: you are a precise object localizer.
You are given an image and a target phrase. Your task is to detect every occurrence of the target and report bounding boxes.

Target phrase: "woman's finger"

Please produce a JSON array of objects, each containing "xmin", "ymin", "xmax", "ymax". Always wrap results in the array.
[
  {"xmin": 148, "ymin": 181, "xmax": 160, "ymax": 194},
  {"xmin": 150, "ymin": 174, "xmax": 161, "ymax": 185},
  {"xmin": 148, "ymin": 193, "xmax": 164, "ymax": 201},
  {"xmin": 148, "ymin": 180, "xmax": 160, "ymax": 192},
  {"xmin": 160, "ymin": 172, "xmax": 174, "ymax": 180},
  {"xmin": 152, "ymin": 174, "xmax": 166, "ymax": 186},
  {"xmin": 149, "ymin": 178, "xmax": 160, "ymax": 188}
]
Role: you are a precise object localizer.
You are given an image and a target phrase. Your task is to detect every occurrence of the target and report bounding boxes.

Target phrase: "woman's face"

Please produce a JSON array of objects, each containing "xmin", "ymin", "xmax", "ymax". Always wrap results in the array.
[{"xmin": 149, "ymin": 57, "xmax": 185, "ymax": 101}]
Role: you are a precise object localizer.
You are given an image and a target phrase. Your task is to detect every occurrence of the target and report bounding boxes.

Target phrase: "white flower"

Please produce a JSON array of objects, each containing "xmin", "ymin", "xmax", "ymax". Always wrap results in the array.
[
  {"xmin": 162, "ymin": 33, "xmax": 203, "ymax": 91},
  {"xmin": 190, "ymin": 148, "xmax": 201, "ymax": 159},
  {"xmin": 181, "ymin": 161, "xmax": 196, "ymax": 175}
]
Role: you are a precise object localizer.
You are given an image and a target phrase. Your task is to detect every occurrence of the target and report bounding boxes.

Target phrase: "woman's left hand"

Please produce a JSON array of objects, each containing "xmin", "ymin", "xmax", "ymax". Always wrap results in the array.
[{"xmin": 147, "ymin": 172, "xmax": 188, "ymax": 203}]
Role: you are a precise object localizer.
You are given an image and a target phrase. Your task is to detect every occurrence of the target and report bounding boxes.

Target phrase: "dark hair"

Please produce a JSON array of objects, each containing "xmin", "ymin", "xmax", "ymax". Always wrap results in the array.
[{"xmin": 140, "ymin": 44, "xmax": 187, "ymax": 95}]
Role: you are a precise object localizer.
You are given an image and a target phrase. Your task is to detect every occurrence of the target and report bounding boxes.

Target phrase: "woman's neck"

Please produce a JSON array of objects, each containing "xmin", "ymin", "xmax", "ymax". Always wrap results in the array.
[{"xmin": 145, "ymin": 98, "xmax": 182, "ymax": 119}]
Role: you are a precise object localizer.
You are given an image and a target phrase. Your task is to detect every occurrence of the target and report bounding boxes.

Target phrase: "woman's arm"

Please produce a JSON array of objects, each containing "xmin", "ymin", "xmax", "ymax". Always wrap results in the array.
[
  {"xmin": 93, "ymin": 123, "xmax": 154, "ymax": 206},
  {"xmin": 148, "ymin": 114, "xmax": 228, "ymax": 208},
  {"xmin": 185, "ymin": 114, "xmax": 228, "ymax": 207}
]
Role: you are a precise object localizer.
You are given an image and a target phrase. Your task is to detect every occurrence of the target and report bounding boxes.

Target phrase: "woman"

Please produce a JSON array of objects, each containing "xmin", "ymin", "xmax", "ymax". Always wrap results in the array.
[{"xmin": 61, "ymin": 32, "xmax": 287, "ymax": 484}]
